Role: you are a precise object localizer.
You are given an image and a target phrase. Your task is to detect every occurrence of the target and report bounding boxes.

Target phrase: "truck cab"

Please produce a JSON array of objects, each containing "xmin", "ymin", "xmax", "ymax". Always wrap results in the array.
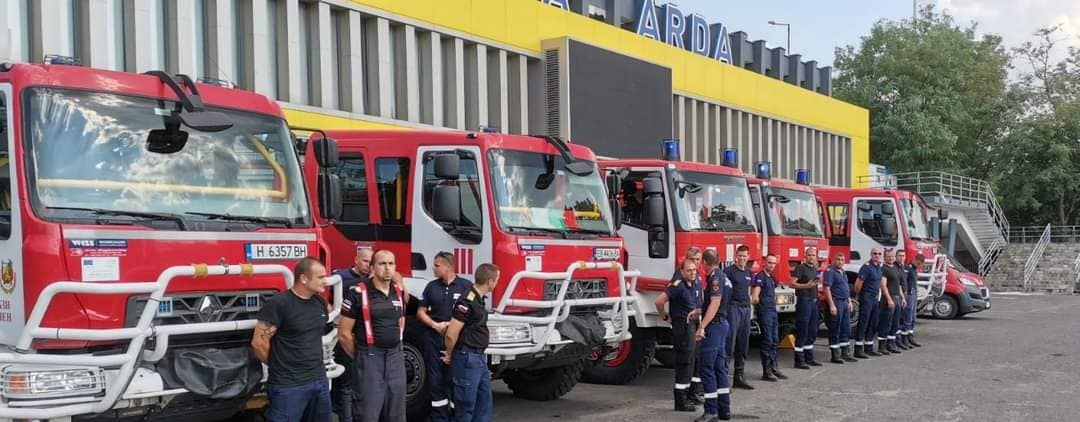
[
  {"xmin": 816, "ymin": 186, "xmax": 990, "ymax": 319},
  {"xmin": 0, "ymin": 62, "xmax": 341, "ymax": 421},
  {"xmin": 302, "ymin": 130, "xmax": 636, "ymax": 421}
]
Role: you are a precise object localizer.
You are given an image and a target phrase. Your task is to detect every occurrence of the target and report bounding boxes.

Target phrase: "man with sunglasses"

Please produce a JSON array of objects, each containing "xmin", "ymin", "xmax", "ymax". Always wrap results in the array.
[{"xmin": 852, "ymin": 247, "xmax": 885, "ymax": 359}]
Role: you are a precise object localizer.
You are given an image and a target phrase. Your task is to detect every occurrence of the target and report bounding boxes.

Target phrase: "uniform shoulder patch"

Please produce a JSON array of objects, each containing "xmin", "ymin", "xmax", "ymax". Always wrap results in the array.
[
  {"xmin": 466, "ymin": 291, "xmax": 476, "ymax": 301},
  {"xmin": 672, "ymin": 279, "xmax": 682, "ymax": 287},
  {"xmin": 455, "ymin": 303, "xmax": 470, "ymax": 314},
  {"xmin": 711, "ymin": 279, "xmax": 721, "ymax": 292}
]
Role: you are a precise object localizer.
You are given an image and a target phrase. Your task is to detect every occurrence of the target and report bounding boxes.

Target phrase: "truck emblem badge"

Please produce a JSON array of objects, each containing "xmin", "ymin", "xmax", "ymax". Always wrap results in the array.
[
  {"xmin": 0, "ymin": 260, "xmax": 14, "ymax": 294},
  {"xmin": 196, "ymin": 295, "xmax": 224, "ymax": 322}
]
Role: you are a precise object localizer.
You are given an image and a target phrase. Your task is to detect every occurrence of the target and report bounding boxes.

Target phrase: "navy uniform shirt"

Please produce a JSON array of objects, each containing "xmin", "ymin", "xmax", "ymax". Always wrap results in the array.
[
  {"xmin": 904, "ymin": 264, "xmax": 918, "ymax": 294},
  {"xmin": 882, "ymin": 264, "xmax": 904, "ymax": 297},
  {"xmin": 722, "ymin": 264, "xmax": 753, "ymax": 306},
  {"xmin": 420, "ymin": 276, "xmax": 473, "ymax": 323},
  {"xmin": 452, "ymin": 288, "xmax": 489, "ymax": 350},
  {"xmin": 793, "ymin": 262, "xmax": 820, "ymax": 298},
  {"xmin": 858, "ymin": 262, "xmax": 883, "ymax": 298},
  {"xmin": 824, "ymin": 266, "xmax": 849, "ymax": 301},
  {"xmin": 335, "ymin": 268, "xmax": 368, "ymax": 292},
  {"xmin": 704, "ymin": 268, "xmax": 732, "ymax": 323},
  {"xmin": 750, "ymin": 271, "xmax": 778, "ymax": 311},
  {"xmin": 341, "ymin": 279, "xmax": 404, "ymax": 349},
  {"xmin": 665, "ymin": 275, "xmax": 702, "ymax": 320}
]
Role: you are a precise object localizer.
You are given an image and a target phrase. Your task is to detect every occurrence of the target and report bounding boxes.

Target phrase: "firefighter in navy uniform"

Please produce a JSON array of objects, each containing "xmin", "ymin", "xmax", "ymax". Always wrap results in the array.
[
  {"xmin": 337, "ymin": 250, "xmax": 407, "ymax": 422},
  {"xmin": 417, "ymin": 251, "xmax": 474, "ymax": 421},
  {"xmin": 824, "ymin": 252, "xmax": 857, "ymax": 363},
  {"xmin": 656, "ymin": 258, "xmax": 703, "ymax": 412},
  {"xmin": 791, "ymin": 247, "xmax": 822, "ymax": 369},
  {"xmin": 902, "ymin": 254, "xmax": 926, "ymax": 347},
  {"xmin": 893, "ymin": 250, "xmax": 913, "ymax": 350},
  {"xmin": 853, "ymin": 247, "xmax": 884, "ymax": 359},
  {"xmin": 695, "ymin": 249, "xmax": 732, "ymax": 422},
  {"xmin": 722, "ymin": 245, "xmax": 754, "ymax": 390},
  {"xmin": 878, "ymin": 249, "xmax": 905, "ymax": 355},
  {"xmin": 443, "ymin": 263, "xmax": 499, "ymax": 422},
  {"xmin": 331, "ymin": 247, "xmax": 373, "ymax": 422},
  {"xmin": 750, "ymin": 254, "xmax": 786, "ymax": 381}
]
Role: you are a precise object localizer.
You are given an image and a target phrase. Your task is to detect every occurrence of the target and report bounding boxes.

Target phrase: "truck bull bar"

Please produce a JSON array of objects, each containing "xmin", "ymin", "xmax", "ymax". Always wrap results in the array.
[
  {"xmin": 487, "ymin": 261, "xmax": 639, "ymax": 356},
  {"xmin": 0, "ymin": 263, "xmax": 344, "ymax": 421},
  {"xmin": 916, "ymin": 254, "xmax": 950, "ymax": 308}
]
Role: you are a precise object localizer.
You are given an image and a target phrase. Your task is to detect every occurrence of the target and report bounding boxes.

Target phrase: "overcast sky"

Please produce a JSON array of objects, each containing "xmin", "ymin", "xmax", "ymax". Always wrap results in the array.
[{"xmin": 673, "ymin": 0, "xmax": 1080, "ymax": 70}]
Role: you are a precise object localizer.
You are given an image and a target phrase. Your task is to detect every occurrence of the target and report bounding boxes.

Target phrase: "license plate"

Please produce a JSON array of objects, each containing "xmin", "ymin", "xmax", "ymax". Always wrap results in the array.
[{"xmin": 245, "ymin": 244, "xmax": 308, "ymax": 261}]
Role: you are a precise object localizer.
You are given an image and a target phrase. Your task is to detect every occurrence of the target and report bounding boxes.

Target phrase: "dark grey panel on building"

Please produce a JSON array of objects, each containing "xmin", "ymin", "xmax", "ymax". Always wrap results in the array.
[{"xmin": 562, "ymin": 39, "xmax": 672, "ymax": 158}]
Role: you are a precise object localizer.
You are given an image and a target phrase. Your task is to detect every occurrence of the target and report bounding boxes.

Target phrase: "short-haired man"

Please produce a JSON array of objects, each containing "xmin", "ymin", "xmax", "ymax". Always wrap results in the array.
[
  {"xmin": 254, "ymin": 257, "xmax": 332, "ymax": 422},
  {"xmin": 443, "ymin": 263, "xmax": 500, "ymax": 422},
  {"xmin": 853, "ymin": 247, "xmax": 884, "ymax": 359},
  {"xmin": 878, "ymin": 249, "xmax": 906, "ymax": 355},
  {"xmin": 670, "ymin": 246, "xmax": 705, "ymax": 404},
  {"xmin": 696, "ymin": 249, "xmax": 733, "ymax": 421},
  {"xmin": 824, "ymin": 252, "xmax": 857, "ymax": 363},
  {"xmin": 723, "ymin": 245, "xmax": 754, "ymax": 390},
  {"xmin": 656, "ymin": 258, "xmax": 703, "ymax": 412},
  {"xmin": 751, "ymin": 254, "xmax": 786, "ymax": 381},
  {"xmin": 901, "ymin": 254, "xmax": 925, "ymax": 347},
  {"xmin": 419, "ymin": 252, "xmax": 473, "ymax": 421},
  {"xmin": 792, "ymin": 247, "xmax": 822, "ymax": 369},
  {"xmin": 332, "ymin": 246, "xmax": 373, "ymax": 421},
  {"xmin": 339, "ymin": 250, "xmax": 407, "ymax": 422}
]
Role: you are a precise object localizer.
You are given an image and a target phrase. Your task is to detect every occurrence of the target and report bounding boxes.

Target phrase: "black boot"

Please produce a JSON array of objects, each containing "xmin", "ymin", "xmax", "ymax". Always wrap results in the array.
[
  {"xmin": 770, "ymin": 361, "xmax": 788, "ymax": 380},
  {"xmin": 877, "ymin": 340, "xmax": 891, "ymax": 355},
  {"xmin": 718, "ymin": 410, "xmax": 731, "ymax": 421},
  {"xmin": 842, "ymin": 345, "xmax": 858, "ymax": 362},
  {"xmin": 853, "ymin": 344, "xmax": 869, "ymax": 359},
  {"xmin": 794, "ymin": 352, "xmax": 810, "ymax": 369},
  {"xmin": 806, "ymin": 349, "xmax": 823, "ymax": 366},
  {"xmin": 897, "ymin": 335, "xmax": 912, "ymax": 350},
  {"xmin": 688, "ymin": 382, "xmax": 704, "ymax": 405},
  {"xmin": 674, "ymin": 389, "xmax": 696, "ymax": 412},
  {"xmin": 908, "ymin": 334, "xmax": 922, "ymax": 347},
  {"xmin": 694, "ymin": 412, "xmax": 719, "ymax": 422},
  {"xmin": 733, "ymin": 369, "xmax": 755, "ymax": 390},
  {"xmin": 761, "ymin": 361, "xmax": 777, "ymax": 382},
  {"xmin": 830, "ymin": 348, "xmax": 844, "ymax": 364},
  {"xmin": 886, "ymin": 339, "xmax": 902, "ymax": 354},
  {"xmin": 866, "ymin": 342, "xmax": 882, "ymax": 356}
]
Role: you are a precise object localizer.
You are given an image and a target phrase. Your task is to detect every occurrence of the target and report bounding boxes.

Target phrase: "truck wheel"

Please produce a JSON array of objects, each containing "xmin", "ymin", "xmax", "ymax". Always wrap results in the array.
[
  {"xmin": 653, "ymin": 348, "xmax": 675, "ymax": 368},
  {"xmin": 582, "ymin": 326, "xmax": 656, "ymax": 385},
  {"xmin": 503, "ymin": 360, "xmax": 585, "ymax": 401},
  {"xmin": 850, "ymin": 300, "xmax": 860, "ymax": 330},
  {"xmin": 403, "ymin": 320, "xmax": 431, "ymax": 422},
  {"xmin": 932, "ymin": 295, "xmax": 959, "ymax": 320}
]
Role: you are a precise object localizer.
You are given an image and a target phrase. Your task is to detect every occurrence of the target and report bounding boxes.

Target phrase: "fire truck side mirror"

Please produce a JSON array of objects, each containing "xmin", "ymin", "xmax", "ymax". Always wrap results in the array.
[
  {"xmin": 432, "ymin": 185, "xmax": 461, "ymax": 225},
  {"xmin": 312, "ymin": 137, "xmax": 340, "ymax": 168},
  {"xmin": 318, "ymin": 173, "xmax": 343, "ymax": 220},
  {"xmin": 434, "ymin": 153, "xmax": 460, "ymax": 180},
  {"xmin": 605, "ymin": 172, "xmax": 623, "ymax": 232}
]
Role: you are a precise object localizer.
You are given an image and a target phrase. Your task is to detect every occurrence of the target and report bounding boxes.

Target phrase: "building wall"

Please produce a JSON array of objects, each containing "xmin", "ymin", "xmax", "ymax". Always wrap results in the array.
[{"xmin": 0, "ymin": 0, "xmax": 869, "ymax": 186}]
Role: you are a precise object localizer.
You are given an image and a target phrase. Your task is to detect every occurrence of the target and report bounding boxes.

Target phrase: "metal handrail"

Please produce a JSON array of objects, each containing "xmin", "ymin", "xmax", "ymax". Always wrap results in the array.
[
  {"xmin": 1010, "ymin": 225, "xmax": 1080, "ymax": 243},
  {"xmin": 1072, "ymin": 252, "xmax": 1080, "ymax": 293},
  {"xmin": 978, "ymin": 237, "xmax": 1006, "ymax": 277},
  {"xmin": 1023, "ymin": 224, "xmax": 1052, "ymax": 290}
]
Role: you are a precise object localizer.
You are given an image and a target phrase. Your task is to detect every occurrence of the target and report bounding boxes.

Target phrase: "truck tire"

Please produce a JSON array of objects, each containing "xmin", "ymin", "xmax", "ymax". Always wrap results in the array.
[
  {"xmin": 932, "ymin": 295, "xmax": 959, "ymax": 320},
  {"xmin": 582, "ymin": 326, "xmax": 656, "ymax": 385},
  {"xmin": 403, "ymin": 319, "xmax": 431, "ymax": 422},
  {"xmin": 653, "ymin": 348, "xmax": 675, "ymax": 368},
  {"xmin": 503, "ymin": 360, "xmax": 585, "ymax": 401}
]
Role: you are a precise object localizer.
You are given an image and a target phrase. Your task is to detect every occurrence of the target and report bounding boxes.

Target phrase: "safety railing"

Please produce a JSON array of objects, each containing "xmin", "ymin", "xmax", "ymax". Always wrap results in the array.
[
  {"xmin": 1072, "ymin": 252, "xmax": 1080, "ymax": 293},
  {"xmin": 1010, "ymin": 225, "xmax": 1080, "ymax": 243},
  {"xmin": 0, "ymin": 264, "xmax": 344, "ymax": 421},
  {"xmin": 1023, "ymin": 224, "xmax": 1052, "ymax": 290},
  {"xmin": 489, "ymin": 261, "xmax": 639, "ymax": 356},
  {"xmin": 977, "ymin": 237, "xmax": 1006, "ymax": 277}
]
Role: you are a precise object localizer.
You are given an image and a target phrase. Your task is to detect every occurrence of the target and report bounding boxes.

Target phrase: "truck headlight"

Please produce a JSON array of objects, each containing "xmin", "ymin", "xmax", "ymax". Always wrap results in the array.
[
  {"xmin": 489, "ymin": 323, "xmax": 532, "ymax": 344},
  {"xmin": 960, "ymin": 278, "xmax": 977, "ymax": 287},
  {"xmin": 2, "ymin": 367, "xmax": 105, "ymax": 399}
]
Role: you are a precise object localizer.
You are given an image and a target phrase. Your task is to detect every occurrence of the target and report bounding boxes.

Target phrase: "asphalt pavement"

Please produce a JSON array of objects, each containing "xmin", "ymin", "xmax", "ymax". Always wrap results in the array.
[{"xmin": 492, "ymin": 294, "xmax": 1080, "ymax": 422}]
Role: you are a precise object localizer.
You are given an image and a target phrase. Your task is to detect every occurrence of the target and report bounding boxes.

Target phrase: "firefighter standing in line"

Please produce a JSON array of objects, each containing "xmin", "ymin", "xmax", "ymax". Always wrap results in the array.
[
  {"xmin": 671, "ymin": 247, "xmax": 706, "ymax": 405},
  {"xmin": 656, "ymin": 258, "xmax": 703, "ymax": 412},
  {"xmin": 893, "ymin": 250, "xmax": 913, "ymax": 350},
  {"xmin": 418, "ymin": 252, "xmax": 474, "ymax": 421},
  {"xmin": 332, "ymin": 246, "xmax": 373, "ymax": 422},
  {"xmin": 853, "ymin": 247, "xmax": 884, "ymax": 359},
  {"xmin": 750, "ymin": 254, "xmax": 787, "ymax": 381},
  {"xmin": 723, "ymin": 245, "xmax": 754, "ymax": 390},
  {"xmin": 338, "ymin": 250, "xmax": 407, "ymax": 422},
  {"xmin": 823, "ymin": 252, "xmax": 857, "ymax": 364},
  {"xmin": 902, "ymin": 254, "xmax": 926, "ymax": 347},
  {"xmin": 694, "ymin": 250, "xmax": 732, "ymax": 422},
  {"xmin": 792, "ymin": 247, "xmax": 822, "ymax": 369},
  {"xmin": 442, "ymin": 263, "xmax": 500, "ymax": 422},
  {"xmin": 877, "ymin": 249, "xmax": 905, "ymax": 355}
]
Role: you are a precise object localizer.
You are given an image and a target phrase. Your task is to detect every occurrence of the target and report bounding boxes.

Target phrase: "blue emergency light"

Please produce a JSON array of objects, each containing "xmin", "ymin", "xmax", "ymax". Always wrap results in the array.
[
  {"xmin": 795, "ymin": 169, "xmax": 811, "ymax": 185},
  {"xmin": 662, "ymin": 138, "xmax": 681, "ymax": 161},
  {"xmin": 756, "ymin": 161, "xmax": 772, "ymax": 179},
  {"xmin": 722, "ymin": 148, "xmax": 738, "ymax": 168}
]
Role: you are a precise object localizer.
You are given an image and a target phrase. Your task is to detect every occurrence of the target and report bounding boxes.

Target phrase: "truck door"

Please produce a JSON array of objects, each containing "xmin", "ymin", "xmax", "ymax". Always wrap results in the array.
[
  {"xmin": 851, "ymin": 197, "xmax": 901, "ymax": 265},
  {"xmin": 615, "ymin": 168, "xmax": 672, "ymax": 289},
  {"xmin": 0, "ymin": 85, "xmax": 25, "ymax": 345},
  {"xmin": 410, "ymin": 146, "xmax": 491, "ymax": 283}
]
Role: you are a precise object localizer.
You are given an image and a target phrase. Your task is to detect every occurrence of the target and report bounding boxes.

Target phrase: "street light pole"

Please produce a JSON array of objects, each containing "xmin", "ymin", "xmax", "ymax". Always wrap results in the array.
[{"xmin": 768, "ymin": 21, "xmax": 791, "ymax": 52}]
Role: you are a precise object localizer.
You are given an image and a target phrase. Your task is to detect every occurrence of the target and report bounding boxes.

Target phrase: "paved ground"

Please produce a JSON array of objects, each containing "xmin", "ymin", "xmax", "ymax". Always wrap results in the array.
[{"xmin": 492, "ymin": 294, "xmax": 1080, "ymax": 422}]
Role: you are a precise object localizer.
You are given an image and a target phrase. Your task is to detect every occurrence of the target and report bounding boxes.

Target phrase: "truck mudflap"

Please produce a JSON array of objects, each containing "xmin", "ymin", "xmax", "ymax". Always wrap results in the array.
[
  {"xmin": 486, "ymin": 261, "xmax": 639, "ymax": 357},
  {"xmin": 0, "ymin": 264, "xmax": 345, "ymax": 421}
]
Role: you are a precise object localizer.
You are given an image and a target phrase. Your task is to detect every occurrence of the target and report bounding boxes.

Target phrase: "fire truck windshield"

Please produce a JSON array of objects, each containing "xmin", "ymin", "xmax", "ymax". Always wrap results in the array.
[
  {"xmin": 24, "ymin": 88, "xmax": 310, "ymax": 229},
  {"xmin": 669, "ymin": 170, "xmax": 756, "ymax": 233},
  {"xmin": 766, "ymin": 187, "xmax": 824, "ymax": 237},
  {"xmin": 488, "ymin": 149, "xmax": 613, "ymax": 236},
  {"xmin": 901, "ymin": 198, "xmax": 931, "ymax": 240}
]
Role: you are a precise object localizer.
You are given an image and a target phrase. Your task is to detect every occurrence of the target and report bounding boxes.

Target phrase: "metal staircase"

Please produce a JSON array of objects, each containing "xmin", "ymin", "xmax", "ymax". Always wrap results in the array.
[{"xmin": 858, "ymin": 172, "xmax": 1009, "ymax": 277}]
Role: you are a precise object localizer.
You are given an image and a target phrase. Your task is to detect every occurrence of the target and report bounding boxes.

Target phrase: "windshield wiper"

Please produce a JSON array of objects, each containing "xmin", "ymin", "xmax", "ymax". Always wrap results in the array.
[
  {"xmin": 47, "ymin": 206, "xmax": 189, "ymax": 230},
  {"xmin": 185, "ymin": 212, "xmax": 294, "ymax": 228},
  {"xmin": 571, "ymin": 227, "xmax": 614, "ymax": 236},
  {"xmin": 505, "ymin": 225, "xmax": 568, "ymax": 239}
]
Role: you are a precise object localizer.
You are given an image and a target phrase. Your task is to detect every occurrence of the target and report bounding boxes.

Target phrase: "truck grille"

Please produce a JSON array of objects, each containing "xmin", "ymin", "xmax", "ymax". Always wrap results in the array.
[
  {"xmin": 543, "ymin": 279, "xmax": 609, "ymax": 301},
  {"xmin": 125, "ymin": 291, "xmax": 277, "ymax": 327}
]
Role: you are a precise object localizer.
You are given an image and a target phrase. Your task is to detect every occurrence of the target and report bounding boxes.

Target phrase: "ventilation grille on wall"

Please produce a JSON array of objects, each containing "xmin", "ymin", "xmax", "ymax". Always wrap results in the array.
[{"xmin": 544, "ymin": 49, "xmax": 560, "ymax": 136}]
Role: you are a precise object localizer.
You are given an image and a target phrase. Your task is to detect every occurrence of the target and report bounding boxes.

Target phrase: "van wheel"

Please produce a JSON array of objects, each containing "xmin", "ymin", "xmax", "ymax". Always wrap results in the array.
[
  {"xmin": 503, "ymin": 360, "xmax": 585, "ymax": 401},
  {"xmin": 932, "ymin": 295, "xmax": 959, "ymax": 319}
]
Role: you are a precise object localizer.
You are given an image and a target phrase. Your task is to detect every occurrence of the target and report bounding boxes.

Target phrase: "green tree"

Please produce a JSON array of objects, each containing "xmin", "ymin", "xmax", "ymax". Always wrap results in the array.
[{"xmin": 832, "ymin": 6, "xmax": 1012, "ymax": 179}]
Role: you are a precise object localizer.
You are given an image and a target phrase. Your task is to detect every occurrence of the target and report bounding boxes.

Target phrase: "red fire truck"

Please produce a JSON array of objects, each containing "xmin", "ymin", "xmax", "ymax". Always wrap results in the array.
[
  {"xmin": 816, "ymin": 186, "xmax": 991, "ymax": 319},
  {"xmin": 0, "ymin": 62, "xmax": 343, "ymax": 420},
  {"xmin": 588, "ymin": 146, "xmax": 794, "ymax": 385},
  {"xmin": 302, "ymin": 130, "xmax": 637, "ymax": 421}
]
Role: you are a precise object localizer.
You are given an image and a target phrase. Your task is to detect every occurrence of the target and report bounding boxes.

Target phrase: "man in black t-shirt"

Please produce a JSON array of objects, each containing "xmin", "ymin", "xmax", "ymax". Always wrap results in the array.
[
  {"xmin": 253, "ymin": 257, "xmax": 331, "ymax": 422},
  {"xmin": 877, "ymin": 249, "xmax": 906, "ymax": 355},
  {"xmin": 338, "ymin": 250, "xmax": 406, "ymax": 422},
  {"xmin": 792, "ymin": 247, "xmax": 822, "ymax": 369},
  {"xmin": 331, "ymin": 246, "xmax": 373, "ymax": 422},
  {"xmin": 444, "ymin": 263, "xmax": 499, "ymax": 422}
]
